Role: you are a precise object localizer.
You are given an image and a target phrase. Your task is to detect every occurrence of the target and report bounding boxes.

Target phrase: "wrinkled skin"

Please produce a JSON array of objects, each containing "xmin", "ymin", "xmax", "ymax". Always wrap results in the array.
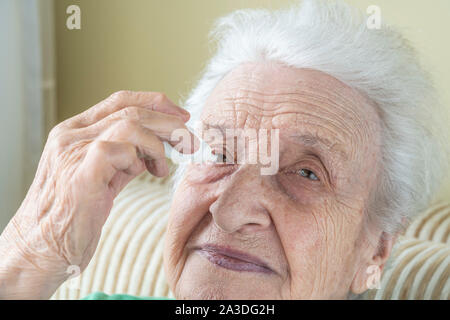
[
  {"xmin": 0, "ymin": 63, "xmax": 397, "ymax": 300},
  {"xmin": 0, "ymin": 91, "xmax": 196, "ymax": 299},
  {"xmin": 164, "ymin": 63, "xmax": 396, "ymax": 299}
]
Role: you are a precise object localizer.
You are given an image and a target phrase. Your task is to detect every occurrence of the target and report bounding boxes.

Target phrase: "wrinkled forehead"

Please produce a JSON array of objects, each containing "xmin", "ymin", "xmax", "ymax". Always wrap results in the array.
[{"xmin": 200, "ymin": 63, "xmax": 382, "ymax": 161}]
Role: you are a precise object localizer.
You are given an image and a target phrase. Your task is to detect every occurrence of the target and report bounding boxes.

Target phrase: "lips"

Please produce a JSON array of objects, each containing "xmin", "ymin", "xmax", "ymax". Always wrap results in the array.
[{"xmin": 194, "ymin": 244, "xmax": 274, "ymax": 274}]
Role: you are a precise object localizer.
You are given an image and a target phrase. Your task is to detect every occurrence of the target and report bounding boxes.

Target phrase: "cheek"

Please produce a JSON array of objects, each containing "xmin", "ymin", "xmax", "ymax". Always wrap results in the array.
[
  {"xmin": 273, "ymin": 198, "xmax": 362, "ymax": 296},
  {"xmin": 275, "ymin": 203, "xmax": 325, "ymax": 268},
  {"xmin": 165, "ymin": 179, "xmax": 216, "ymax": 287},
  {"xmin": 167, "ymin": 162, "xmax": 236, "ymax": 253},
  {"xmin": 168, "ymin": 180, "xmax": 212, "ymax": 244},
  {"xmin": 276, "ymin": 197, "xmax": 364, "ymax": 256}
]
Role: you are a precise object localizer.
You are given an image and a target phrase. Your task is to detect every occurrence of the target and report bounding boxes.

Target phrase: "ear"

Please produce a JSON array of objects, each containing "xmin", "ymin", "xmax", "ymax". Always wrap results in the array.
[{"xmin": 350, "ymin": 232, "xmax": 397, "ymax": 295}]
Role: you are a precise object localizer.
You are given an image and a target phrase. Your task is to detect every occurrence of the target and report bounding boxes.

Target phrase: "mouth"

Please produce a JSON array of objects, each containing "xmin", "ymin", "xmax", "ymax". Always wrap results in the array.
[{"xmin": 194, "ymin": 244, "xmax": 274, "ymax": 274}]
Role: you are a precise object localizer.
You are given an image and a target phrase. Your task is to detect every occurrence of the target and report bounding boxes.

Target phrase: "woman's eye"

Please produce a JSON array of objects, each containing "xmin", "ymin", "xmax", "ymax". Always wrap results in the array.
[{"xmin": 298, "ymin": 168, "xmax": 319, "ymax": 181}]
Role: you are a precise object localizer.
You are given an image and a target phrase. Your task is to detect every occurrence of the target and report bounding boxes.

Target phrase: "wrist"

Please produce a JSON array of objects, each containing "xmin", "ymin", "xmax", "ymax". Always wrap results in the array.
[{"xmin": 0, "ymin": 219, "xmax": 69, "ymax": 299}]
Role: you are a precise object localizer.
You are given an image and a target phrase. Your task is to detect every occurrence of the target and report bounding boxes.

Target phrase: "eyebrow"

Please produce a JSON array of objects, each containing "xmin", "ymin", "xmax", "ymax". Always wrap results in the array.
[
  {"xmin": 289, "ymin": 133, "xmax": 348, "ymax": 161},
  {"xmin": 203, "ymin": 123, "xmax": 348, "ymax": 159}
]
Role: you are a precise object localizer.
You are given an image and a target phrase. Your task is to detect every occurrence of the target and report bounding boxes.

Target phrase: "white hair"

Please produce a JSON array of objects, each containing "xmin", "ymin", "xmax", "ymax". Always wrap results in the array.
[{"xmin": 173, "ymin": 0, "xmax": 448, "ymax": 235}]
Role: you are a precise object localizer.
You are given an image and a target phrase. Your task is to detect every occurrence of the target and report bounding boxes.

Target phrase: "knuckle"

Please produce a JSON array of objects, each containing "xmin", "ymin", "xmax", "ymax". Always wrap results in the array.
[
  {"xmin": 152, "ymin": 92, "xmax": 167, "ymax": 105},
  {"xmin": 49, "ymin": 130, "xmax": 70, "ymax": 151},
  {"xmin": 110, "ymin": 90, "xmax": 132, "ymax": 102},
  {"xmin": 117, "ymin": 106, "xmax": 141, "ymax": 120},
  {"xmin": 48, "ymin": 124, "xmax": 62, "ymax": 139},
  {"xmin": 91, "ymin": 140, "xmax": 109, "ymax": 154},
  {"xmin": 125, "ymin": 143, "xmax": 138, "ymax": 157},
  {"xmin": 95, "ymin": 140, "xmax": 136, "ymax": 159},
  {"xmin": 115, "ymin": 118, "xmax": 137, "ymax": 133},
  {"xmin": 89, "ymin": 141, "xmax": 114, "ymax": 162},
  {"xmin": 94, "ymin": 139, "xmax": 109, "ymax": 149}
]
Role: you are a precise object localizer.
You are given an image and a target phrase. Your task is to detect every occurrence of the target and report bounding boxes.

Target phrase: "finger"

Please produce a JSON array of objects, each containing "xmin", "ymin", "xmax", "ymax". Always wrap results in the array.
[
  {"xmin": 144, "ymin": 158, "xmax": 169, "ymax": 177},
  {"xmin": 102, "ymin": 121, "xmax": 166, "ymax": 159},
  {"xmin": 81, "ymin": 140, "xmax": 145, "ymax": 187},
  {"xmin": 82, "ymin": 107, "xmax": 199, "ymax": 154},
  {"xmin": 63, "ymin": 91, "xmax": 190, "ymax": 129}
]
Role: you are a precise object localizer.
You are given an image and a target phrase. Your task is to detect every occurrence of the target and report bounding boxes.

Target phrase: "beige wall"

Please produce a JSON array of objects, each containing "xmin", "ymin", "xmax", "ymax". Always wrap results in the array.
[{"xmin": 54, "ymin": 0, "xmax": 450, "ymax": 200}]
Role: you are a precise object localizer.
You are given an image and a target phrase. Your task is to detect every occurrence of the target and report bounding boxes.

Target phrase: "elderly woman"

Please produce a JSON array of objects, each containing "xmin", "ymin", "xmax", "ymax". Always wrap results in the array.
[{"xmin": 0, "ymin": 0, "xmax": 446, "ymax": 299}]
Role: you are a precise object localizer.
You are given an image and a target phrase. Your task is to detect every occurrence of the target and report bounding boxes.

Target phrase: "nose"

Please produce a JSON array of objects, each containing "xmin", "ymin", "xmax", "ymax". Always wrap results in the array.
[{"xmin": 209, "ymin": 165, "xmax": 272, "ymax": 234}]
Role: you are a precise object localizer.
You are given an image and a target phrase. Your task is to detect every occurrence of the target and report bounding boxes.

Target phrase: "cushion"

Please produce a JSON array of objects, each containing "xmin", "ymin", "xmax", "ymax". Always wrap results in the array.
[{"xmin": 51, "ymin": 170, "xmax": 450, "ymax": 300}]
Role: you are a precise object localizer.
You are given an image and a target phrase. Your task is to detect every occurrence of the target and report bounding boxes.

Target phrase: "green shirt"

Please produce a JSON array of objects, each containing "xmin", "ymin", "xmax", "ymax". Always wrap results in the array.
[{"xmin": 82, "ymin": 291, "xmax": 174, "ymax": 300}]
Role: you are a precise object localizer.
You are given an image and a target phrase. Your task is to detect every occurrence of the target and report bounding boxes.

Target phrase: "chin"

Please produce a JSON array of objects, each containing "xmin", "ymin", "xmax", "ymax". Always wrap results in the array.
[
  {"xmin": 175, "ymin": 286, "xmax": 227, "ymax": 300},
  {"xmin": 175, "ymin": 282, "xmax": 272, "ymax": 300}
]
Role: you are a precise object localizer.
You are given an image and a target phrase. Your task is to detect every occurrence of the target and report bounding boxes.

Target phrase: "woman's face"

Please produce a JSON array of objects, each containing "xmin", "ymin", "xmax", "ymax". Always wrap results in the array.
[{"xmin": 164, "ymin": 63, "xmax": 383, "ymax": 299}]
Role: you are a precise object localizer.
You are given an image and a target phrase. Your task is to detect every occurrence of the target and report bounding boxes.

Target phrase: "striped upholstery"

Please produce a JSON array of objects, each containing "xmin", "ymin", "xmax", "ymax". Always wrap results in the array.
[
  {"xmin": 51, "ymin": 170, "xmax": 450, "ymax": 300},
  {"xmin": 404, "ymin": 203, "xmax": 450, "ymax": 244},
  {"xmin": 364, "ymin": 238, "xmax": 449, "ymax": 300}
]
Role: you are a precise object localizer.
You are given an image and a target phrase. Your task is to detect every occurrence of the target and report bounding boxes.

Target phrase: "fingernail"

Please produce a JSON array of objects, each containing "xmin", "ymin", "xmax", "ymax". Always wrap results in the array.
[
  {"xmin": 179, "ymin": 108, "xmax": 190, "ymax": 122},
  {"xmin": 179, "ymin": 107, "xmax": 190, "ymax": 115}
]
